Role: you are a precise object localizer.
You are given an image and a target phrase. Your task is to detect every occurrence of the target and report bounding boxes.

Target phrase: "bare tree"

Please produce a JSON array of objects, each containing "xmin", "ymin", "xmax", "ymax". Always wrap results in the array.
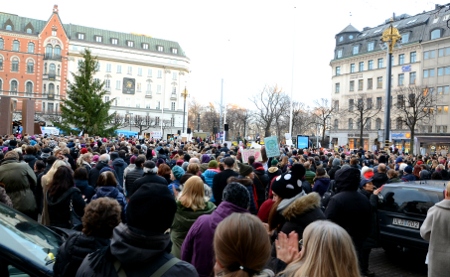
[
  {"xmin": 202, "ymin": 102, "xmax": 220, "ymax": 135},
  {"xmin": 131, "ymin": 115, "xmax": 155, "ymax": 135},
  {"xmin": 110, "ymin": 113, "xmax": 128, "ymax": 129},
  {"xmin": 313, "ymin": 98, "xmax": 335, "ymax": 145},
  {"xmin": 252, "ymin": 85, "xmax": 290, "ymax": 137},
  {"xmin": 291, "ymin": 102, "xmax": 314, "ymax": 137},
  {"xmin": 188, "ymin": 97, "xmax": 204, "ymax": 131},
  {"xmin": 393, "ymin": 85, "xmax": 439, "ymax": 154}
]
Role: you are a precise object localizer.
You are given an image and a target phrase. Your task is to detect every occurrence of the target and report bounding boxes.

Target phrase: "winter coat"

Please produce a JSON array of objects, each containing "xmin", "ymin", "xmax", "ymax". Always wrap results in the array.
[
  {"xmin": 0, "ymin": 159, "xmax": 37, "ymax": 217},
  {"xmin": 253, "ymin": 168, "xmax": 270, "ymax": 207},
  {"xmin": 75, "ymin": 223, "xmax": 199, "ymax": 277},
  {"xmin": 0, "ymin": 186, "xmax": 13, "ymax": 207},
  {"xmin": 327, "ymin": 165, "xmax": 341, "ymax": 180},
  {"xmin": 212, "ymin": 169, "xmax": 239, "ymax": 206},
  {"xmin": 128, "ymin": 173, "xmax": 168, "ymax": 197},
  {"xmin": 401, "ymin": 173, "xmax": 416, "ymax": 182},
  {"xmin": 387, "ymin": 176, "xmax": 402, "ymax": 183},
  {"xmin": 53, "ymin": 233, "xmax": 110, "ymax": 277},
  {"xmin": 23, "ymin": 154, "xmax": 37, "ymax": 170},
  {"xmin": 74, "ymin": 179, "xmax": 95, "ymax": 202},
  {"xmin": 181, "ymin": 201, "xmax": 249, "ymax": 277},
  {"xmin": 170, "ymin": 201, "xmax": 216, "ymax": 259},
  {"xmin": 88, "ymin": 161, "xmax": 109, "ymax": 187},
  {"xmin": 111, "ymin": 158, "xmax": 127, "ymax": 187},
  {"xmin": 359, "ymin": 188, "xmax": 380, "ymax": 249},
  {"xmin": 91, "ymin": 186, "xmax": 127, "ymax": 221},
  {"xmin": 312, "ymin": 177, "xmax": 331, "ymax": 197},
  {"xmin": 420, "ymin": 199, "xmax": 450, "ymax": 277},
  {"xmin": 201, "ymin": 169, "xmax": 220, "ymax": 202},
  {"xmin": 123, "ymin": 164, "xmax": 135, "ymax": 179},
  {"xmin": 40, "ymin": 173, "xmax": 53, "ymax": 225},
  {"xmin": 124, "ymin": 167, "xmax": 144, "ymax": 195},
  {"xmin": 47, "ymin": 187, "xmax": 85, "ymax": 229}
]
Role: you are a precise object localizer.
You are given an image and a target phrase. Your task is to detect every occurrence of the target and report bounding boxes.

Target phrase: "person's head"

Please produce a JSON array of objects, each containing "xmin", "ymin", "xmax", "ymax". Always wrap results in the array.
[
  {"xmin": 99, "ymin": 153, "xmax": 110, "ymax": 164},
  {"xmin": 360, "ymin": 178, "xmax": 375, "ymax": 192},
  {"xmin": 248, "ymin": 156, "xmax": 255, "ymax": 165},
  {"xmin": 25, "ymin": 145, "xmax": 36, "ymax": 155},
  {"xmin": 158, "ymin": 163, "xmax": 172, "ymax": 177},
  {"xmin": 283, "ymin": 220, "xmax": 360, "ymax": 277},
  {"xmin": 82, "ymin": 197, "xmax": 121, "ymax": 238},
  {"xmin": 143, "ymin": 161, "xmax": 158, "ymax": 174},
  {"xmin": 96, "ymin": 171, "xmax": 117, "ymax": 187},
  {"xmin": 74, "ymin": 167, "xmax": 89, "ymax": 180},
  {"xmin": 223, "ymin": 157, "xmax": 235, "ymax": 169},
  {"xmin": 34, "ymin": 160, "xmax": 46, "ymax": 172},
  {"xmin": 179, "ymin": 176, "xmax": 205, "ymax": 211},
  {"xmin": 45, "ymin": 159, "xmax": 68, "ymax": 180},
  {"xmin": 126, "ymin": 184, "xmax": 177, "ymax": 233},
  {"xmin": 135, "ymin": 155, "xmax": 146, "ymax": 168},
  {"xmin": 239, "ymin": 163, "xmax": 254, "ymax": 178},
  {"xmin": 48, "ymin": 166, "xmax": 74, "ymax": 197},
  {"xmin": 214, "ymin": 213, "xmax": 271, "ymax": 277},
  {"xmin": 445, "ymin": 182, "xmax": 450, "ymax": 200},
  {"xmin": 334, "ymin": 167, "xmax": 360, "ymax": 192},
  {"xmin": 81, "ymin": 152, "xmax": 93, "ymax": 163},
  {"xmin": 431, "ymin": 171, "xmax": 443, "ymax": 180},
  {"xmin": 186, "ymin": 163, "xmax": 200, "ymax": 175},
  {"xmin": 171, "ymin": 165, "xmax": 185, "ymax": 180},
  {"xmin": 386, "ymin": 169, "xmax": 398, "ymax": 179},
  {"xmin": 377, "ymin": 163, "xmax": 386, "ymax": 173},
  {"xmin": 222, "ymin": 182, "xmax": 250, "ymax": 209},
  {"xmin": 208, "ymin": 160, "xmax": 218, "ymax": 169}
]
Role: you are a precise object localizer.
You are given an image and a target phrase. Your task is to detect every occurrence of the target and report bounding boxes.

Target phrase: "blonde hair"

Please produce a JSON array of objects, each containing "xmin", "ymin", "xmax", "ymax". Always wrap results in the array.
[
  {"xmin": 43, "ymin": 160, "xmax": 69, "ymax": 183},
  {"xmin": 282, "ymin": 220, "xmax": 360, "ymax": 277},
  {"xmin": 179, "ymin": 176, "xmax": 205, "ymax": 211},
  {"xmin": 77, "ymin": 152, "xmax": 93, "ymax": 168},
  {"xmin": 186, "ymin": 163, "xmax": 200, "ymax": 175},
  {"xmin": 214, "ymin": 213, "xmax": 270, "ymax": 277}
]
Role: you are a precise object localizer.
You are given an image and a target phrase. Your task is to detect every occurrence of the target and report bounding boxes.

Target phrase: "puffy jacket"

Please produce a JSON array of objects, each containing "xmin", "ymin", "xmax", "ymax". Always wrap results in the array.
[{"xmin": 202, "ymin": 169, "xmax": 220, "ymax": 202}]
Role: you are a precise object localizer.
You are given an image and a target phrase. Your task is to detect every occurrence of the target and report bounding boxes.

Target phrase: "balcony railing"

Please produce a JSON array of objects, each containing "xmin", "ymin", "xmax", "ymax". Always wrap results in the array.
[
  {"xmin": 44, "ymin": 54, "xmax": 62, "ymax": 61},
  {"xmin": 170, "ymin": 93, "xmax": 177, "ymax": 100}
]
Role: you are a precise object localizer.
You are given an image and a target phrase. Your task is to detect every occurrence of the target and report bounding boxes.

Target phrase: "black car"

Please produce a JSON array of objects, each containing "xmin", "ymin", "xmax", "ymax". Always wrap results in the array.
[
  {"xmin": 377, "ymin": 180, "xmax": 446, "ymax": 253},
  {"xmin": 0, "ymin": 202, "xmax": 67, "ymax": 277}
]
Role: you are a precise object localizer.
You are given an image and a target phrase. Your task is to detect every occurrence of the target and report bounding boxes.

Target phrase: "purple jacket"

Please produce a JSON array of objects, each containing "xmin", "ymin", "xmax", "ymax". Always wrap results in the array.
[{"xmin": 181, "ymin": 201, "xmax": 249, "ymax": 277}]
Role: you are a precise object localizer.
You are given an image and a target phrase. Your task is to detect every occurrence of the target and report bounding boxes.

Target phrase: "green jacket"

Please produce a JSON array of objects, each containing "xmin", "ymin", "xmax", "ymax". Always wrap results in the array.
[
  {"xmin": 170, "ymin": 200, "xmax": 216, "ymax": 258},
  {"xmin": 0, "ymin": 159, "xmax": 37, "ymax": 215}
]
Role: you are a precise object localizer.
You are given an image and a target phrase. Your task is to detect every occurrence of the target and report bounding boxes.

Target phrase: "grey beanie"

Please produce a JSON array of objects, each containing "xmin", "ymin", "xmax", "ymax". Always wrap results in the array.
[
  {"xmin": 223, "ymin": 182, "xmax": 250, "ymax": 209},
  {"xmin": 332, "ymin": 158, "xmax": 341, "ymax": 167}
]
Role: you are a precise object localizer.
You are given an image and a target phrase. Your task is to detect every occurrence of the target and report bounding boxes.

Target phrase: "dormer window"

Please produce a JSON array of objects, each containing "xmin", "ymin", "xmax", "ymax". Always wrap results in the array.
[
  {"xmin": 111, "ymin": 38, "xmax": 118, "ymax": 45},
  {"xmin": 339, "ymin": 36, "xmax": 343, "ymax": 42},
  {"xmin": 95, "ymin": 36, "xmax": 102, "ymax": 42},
  {"xmin": 127, "ymin": 41, "xmax": 134, "ymax": 47},
  {"xmin": 336, "ymin": 49, "xmax": 343, "ymax": 59},
  {"xmin": 142, "ymin": 43, "xmax": 149, "ymax": 49},
  {"xmin": 171, "ymin": 48, "xmax": 178, "ymax": 54},
  {"xmin": 5, "ymin": 25, "xmax": 12, "ymax": 31},
  {"xmin": 28, "ymin": 28, "xmax": 33, "ymax": 34},
  {"xmin": 367, "ymin": 41, "xmax": 375, "ymax": 51},
  {"xmin": 77, "ymin": 33, "xmax": 85, "ymax": 40},
  {"xmin": 402, "ymin": 33, "xmax": 410, "ymax": 43},
  {"xmin": 431, "ymin": 29, "xmax": 442, "ymax": 40},
  {"xmin": 352, "ymin": 45, "xmax": 359, "ymax": 55},
  {"xmin": 407, "ymin": 18, "xmax": 417, "ymax": 24},
  {"xmin": 349, "ymin": 35, "xmax": 354, "ymax": 39},
  {"xmin": 157, "ymin": 45, "xmax": 164, "ymax": 52}
]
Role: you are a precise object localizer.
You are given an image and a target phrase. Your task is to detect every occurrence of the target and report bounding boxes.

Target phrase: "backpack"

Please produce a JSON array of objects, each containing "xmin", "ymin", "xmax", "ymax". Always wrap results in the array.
[{"xmin": 321, "ymin": 179, "xmax": 337, "ymax": 211}]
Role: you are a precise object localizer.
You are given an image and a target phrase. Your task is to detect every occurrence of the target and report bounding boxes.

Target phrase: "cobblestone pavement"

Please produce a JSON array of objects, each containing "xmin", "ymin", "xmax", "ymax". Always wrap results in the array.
[{"xmin": 369, "ymin": 247, "xmax": 427, "ymax": 277}]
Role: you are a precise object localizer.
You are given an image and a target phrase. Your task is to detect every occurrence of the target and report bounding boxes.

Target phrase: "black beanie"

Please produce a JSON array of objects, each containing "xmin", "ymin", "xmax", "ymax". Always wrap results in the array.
[
  {"xmin": 239, "ymin": 163, "xmax": 253, "ymax": 177},
  {"xmin": 335, "ymin": 167, "xmax": 361, "ymax": 192},
  {"xmin": 110, "ymin": 151, "xmax": 119, "ymax": 161},
  {"xmin": 271, "ymin": 163, "xmax": 306, "ymax": 199},
  {"xmin": 126, "ymin": 184, "xmax": 176, "ymax": 233},
  {"xmin": 223, "ymin": 182, "xmax": 250, "ymax": 209}
]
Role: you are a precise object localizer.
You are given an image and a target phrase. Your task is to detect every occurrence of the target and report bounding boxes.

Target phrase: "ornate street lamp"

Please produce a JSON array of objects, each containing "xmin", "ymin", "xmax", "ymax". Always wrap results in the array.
[
  {"xmin": 181, "ymin": 87, "xmax": 189, "ymax": 133},
  {"xmin": 381, "ymin": 18, "xmax": 401, "ymax": 151}
]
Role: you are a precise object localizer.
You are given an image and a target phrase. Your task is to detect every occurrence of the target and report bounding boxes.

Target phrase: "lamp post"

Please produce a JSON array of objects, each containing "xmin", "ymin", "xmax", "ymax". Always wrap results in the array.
[
  {"xmin": 181, "ymin": 87, "xmax": 188, "ymax": 134},
  {"xmin": 197, "ymin": 112, "xmax": 200, "ymax": 131},
  {"xmin": 381, "ymin": 18, "xmax": 401, "ymax": 151}
]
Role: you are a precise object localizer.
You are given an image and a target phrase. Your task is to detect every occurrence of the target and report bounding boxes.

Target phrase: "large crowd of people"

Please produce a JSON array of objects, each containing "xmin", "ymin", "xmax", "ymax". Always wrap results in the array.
[{"xmin": 0, "ymin": 133, "xmax": 448, "ymax": 276}]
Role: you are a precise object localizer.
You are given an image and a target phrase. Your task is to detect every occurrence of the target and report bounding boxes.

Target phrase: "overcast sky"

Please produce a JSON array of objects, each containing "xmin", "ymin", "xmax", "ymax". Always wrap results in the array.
[{"xmin": 3, "ymin": 0, "xmax": 438, "ymax": 109}]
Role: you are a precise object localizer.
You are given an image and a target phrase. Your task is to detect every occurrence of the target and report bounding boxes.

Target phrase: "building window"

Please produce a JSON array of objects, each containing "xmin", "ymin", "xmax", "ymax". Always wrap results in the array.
[
  {"xmin": 148, "ymin": 69, "xmax": 153, "ymax": 77},
  {"xmin": 333, "ymin": 119, "xmax": 339, "ymax": 129},
  {"xmin": 146, "ymin": 82, "xmax": 152, "ymax": 94},
  {"xmin": 155, "ymin": 116, "xmax": 160, "ymax": 125},
  {"xmin": 171, "ymin": 102, "xmax": 176, "ymax": 110},
  {"xmin": 352, "ymin": 45, "xmax": 359, "ymax": 55},
  {"xmin": 424, "ymin": 50, "xmax": 436, "ymax": 59},
  {"xmin": 157, "ymin": 85, "xmax": 161, "ymax": 94},
  {"xmin": 105, "ymin": 79, "xmax": 110, "ymax": 89},
  {"xmin": 157, "ymin": 45, "xmax": 164, "ymax": 52},
  {"xmin": 398, "ymin": 54, "xmax": 405, "ymax": 65},
  {"xmin": 437, "ymin": 86, "xmax": 450, "ymax": 95},
  {"xmin": 127, "ymin": 41, "xmax": 134, "ymax": 47},
  {"xmin": 12, "ymin": 40, "xmax": 19, "ymax": 51},
  {"xmin": 142, "ymin": 43, "xmax": 149, "ymax": 50},
  {"xmin": 116, "ymin": 80, "xmax": 121, "ymax": 90},
  {"xmin": 423, "ymin": 69, "xmax": 435, "ymax": 78},
  {"xmin": 402, "ymin": 33, "xmax": 410, "ymax": 43},
  {"xmin": 438, "ymin": 67, "xmax": 444, "ymax": 76},
  {"xmin": 397, "ymin": 95, "xmax": 404, "ymax": 108},
  {"xmin": 367, "ymin": 98, "xmax": 372, "ymax": 109},
  {"xmin": 111, "ymin": 38, "xmax": 118, "ymax": 45},
  {"xmin": 348, "ymin": 118, "xmax": 354, "ymax": 129},
  {"xmin": 173, "ymin": 72, "xmax": 177, "ymax": 80},
  {"xmin": 368, "ymin": 60, "xmax": 373, "ymax": 70},
  {"xmin": 77, "ymin": 33, "xmax": 85, "ymax": 40},
  {"xmin": 157, "ymin": 70, "xmax": 162, "ymax": 78},
  {"xmin": 6, "ymin": 25, "xmax": 12, "ymax": 31},
  {"xmin": 333, "ymin": 100, "xmax": 339, "ymax": 111},
  {"xmin": 336, "ymin": 49, "xmax": 343, "ymax": 58},
  {"xmin": 0, "ymin": 38, "xmax": 3, "ymax": 50},
  {"xmin": 117, "ymin": 65, "xmax": 122, "ymax": 74},
  {"xmin": 25, "ymin": 81, "xmax": 33, "ymax": 96},
  {"xmin": 335, "ymin": 83, "xmax": 340, "ymax": 93},
  {"xmin": 359, "ymin": 62, "xmax": 364, "ymax": 72},
  {"xmin": 350, "ymin": 63, "xmax": 355, "ymax": 73},
  {"xmin": 127, "ymin": 66, "xmax": 132, "ymax": 75},
  {"xmin": 358, "ymin": 79, "xmax": 363, "ymax": 91},
  {"xmin": 349, "ymin": 81, "xmax": 354, "ymax": 92},
  {"xmin": 335, "ymin": 66, "xmax": 340, "ymax": 75},
  {"xmin": 172, "ymin": 48, "xmax": 178, "ymax": 54},
  {"xmin": 349, "ymin": 99, "xmax": 354, "ymax": 111},
  {"xmin": 27, "ymin": 60, "xmax": 34, "ymax": 73},
  {"xmin": 376, "ymin": 97, "xmax": 382, "ymax": 109},
  {"xmin": 136, "ymin": 83, "xmax": 141, "ymax": 92},
  {"xmin": 410, "ymin": 51, "xmax": 416, "ymax": 63},
  {"xmin": 377, "ymin": 77, "xmax": 383, "ymax": 89},
  {"xmin": 0, "ymin": 57, "xmax": 3, "ymax": 70},
  {"xmin": 27, "ymin": 42, "xmax": 35, "ymax": 53},
  {"xmin": 51, "ymin": 29, "xmax": 56, "ymax": 36},
  {"xmin": 11, "ymin": 57, "xmax": 19, "ymax": 72},
  {"xmin": 106, "ymin": 64, "xmax": 111, "ymax": 73},
  {"xmin": 104, "ymin": 96, "xmax": 109, "ymax": 103},
  {"xmin": 367, "ymin": 41, "xmax": 374, "ymax": 51},
  {"xmin": 378, "ymin": 58, "xmax": 383, "ymax": 68},
  {"xmin": 45, "ymin": 44, "xmax": 53, "ymax": 58},
  {"xmin": 95, "ymin": 36, "xmax": 102, "ymax": 42},
  {"xmin": 367, "ymin": 78, "xmax": 373, "ymax": 90},
  {"xmin": 10, "ymin": 80, "xmax": 18, "ymax": 95},
  {"xmin": 398, "ymin": 73, "xmax": 404, "ymax": 86},
  {"xmin": 396, "ymin": 118, "xmax": 403, "ymax": 129},
  {"xmin": 410, "ymin": 72, "xmax": 416, "ymax": 84},
  {"xmin": 431, "ymin": 29, "xmax": 442, "ymax": 40}
]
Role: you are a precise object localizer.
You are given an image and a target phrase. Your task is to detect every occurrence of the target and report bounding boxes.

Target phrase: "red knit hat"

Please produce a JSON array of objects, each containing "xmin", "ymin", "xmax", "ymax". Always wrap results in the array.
[{"xmin": 80, "ymin": 148, "xmax": 88, "ymax": 154}]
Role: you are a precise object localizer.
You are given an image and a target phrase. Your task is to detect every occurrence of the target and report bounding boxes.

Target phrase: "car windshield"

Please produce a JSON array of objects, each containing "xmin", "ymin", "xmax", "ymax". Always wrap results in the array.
[
  {"xmin": 380, "ymin": 186, "xmax": 443, "ymax": 216},
  {"xmin": 0, "ymin": 203, "xmax": 63, "ymax": 268}
]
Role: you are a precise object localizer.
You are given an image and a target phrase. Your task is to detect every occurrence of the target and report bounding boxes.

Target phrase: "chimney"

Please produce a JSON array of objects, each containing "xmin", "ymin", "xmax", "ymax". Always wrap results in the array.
[{"xmin": 53, "ymin": 5, "xmax": 59, "ymax": 14}]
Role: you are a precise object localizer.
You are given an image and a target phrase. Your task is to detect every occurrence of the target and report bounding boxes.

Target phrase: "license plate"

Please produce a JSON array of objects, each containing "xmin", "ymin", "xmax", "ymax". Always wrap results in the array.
[{"xmin": 392, "ymin": 218, "xmax": 420, "ymax": 229}]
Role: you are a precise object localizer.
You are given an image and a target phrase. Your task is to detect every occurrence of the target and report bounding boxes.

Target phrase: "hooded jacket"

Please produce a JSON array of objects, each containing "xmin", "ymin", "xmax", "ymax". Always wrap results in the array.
[
  {"xmin": 47, "ymin": 187, "xmax": 85, "ymax": 229},
  {"xmin": 201, "ymin": 169, "xmax": 220, "ymax": 202},
  {"xmin": 181, "ymin": 201, "xmax": 249, "ymax": 277},
  {"xmin": 0, "ymin": 159, "xmax": 37, "ymax": 217},
  {"xmin": 74, "ymin": 179, "xmax": 95, "ymax": 202},
  {"xmin": 91, "ymin": 186, "xmax": 127, "ymax": 221},
  {"xmin": 111, "ymin": 158, "xmax": 128, "ymax": 187},
  {"xmin": 88, "ymin": 161, "xmax": 109, "ymax": 188},
  {"xmin": 170, "ymin": 201, "xmax": 216, "ymax": 259},
  {"xmin": 75, "ymin": 223, "xmax": 199, "ymax": 277},
  {"xmin": 420, "ymin": 199, "xmax": 450, "ymax": 277},
  {"xmin": 253, "ymin": 167, "xmax": 270, "ymax": 208}
]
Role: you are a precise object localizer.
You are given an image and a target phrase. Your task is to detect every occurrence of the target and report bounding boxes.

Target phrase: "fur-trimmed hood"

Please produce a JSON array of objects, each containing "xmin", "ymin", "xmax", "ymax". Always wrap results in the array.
[{"xmin": 282, "ymin": 192, "xmax": 321, "ymax": 220}]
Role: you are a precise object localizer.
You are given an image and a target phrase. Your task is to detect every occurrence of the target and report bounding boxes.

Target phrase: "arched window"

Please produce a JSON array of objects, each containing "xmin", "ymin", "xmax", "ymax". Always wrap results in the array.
[
  {"xmin": 26, "ymin": 81, "xmax": 33, "ymax": 96},
  {"xmin": 0, "ymin": 38, "xmax": 3, "ymax": 50},
  {"xmin": 431, "ymin": 29, "xmax": 442, "ymax": 40},
  {"xmin": 12, "ymin": 40, "xmax": 19, "ymax": 51},
  {"xmin": 348, "ymin": 118, "xmax": 353, "ymax": 129},
  {"xmin": 28, "ymin": 42, "xmax": 34, "ymax": 53},
  {"xmin": 365, "ymin": 119, "xmax": 372, "ymax": 130},
  {"xmin": 45, "ymin": 44, "xmax": 53, "ymax": 58},
  {"xmin": 48, "ymin": 83, "xmax": 55, "ymax": 98},
  {"xmin": 11, "ymin": 57, "xmax": 19, "ymax": 72},
  {"xmin": 5, "ymin": 25, "xmax": 12, "ymax": 31},
  {"xmin": 26, "ymin": 28, "xmax": 32, "ymax": 34},
  {"xmin": 10, "ymin": 80, "xmax": 18, "ymax": 95},
  {"xmin": 54, "ymin": 45, "xmax": 61, "ymax": 58},
  {"xmin": 27, "ymin": 60, "xmax": 34, "ymax": 73},
  {"xmin": 375, "ymin": 118, "xmax": 382, "ymax": 130}
]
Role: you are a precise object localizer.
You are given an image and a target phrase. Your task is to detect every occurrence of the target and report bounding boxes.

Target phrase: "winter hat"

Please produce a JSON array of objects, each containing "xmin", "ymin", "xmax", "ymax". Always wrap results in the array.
[
  {"xmin": 222, "ymin": 182, "xmax": 250, "ymax": 209},
  {"xmin": 332, "ymin": 158, "xmax": 341, "ymax": 167},
  {"xmin": 176, "ymin": 159, "xmax": 184, "ymax": 166},
  {"xmin": 201, "ymin": 154, "xmax": 211, "ymax": 164},
  {"xmin": 252, "ymin": 162, "xmax": 263, "ymax": 169},
  {"xmin": 395, "ymin": 157, "xmax": 403, "ymax": 164},
  {"xmin": 404, "ymin": 165, "xmax": 413, "ymax": 174},
  {"xmin": 9, "ymin": 140, "xmax": 17, "ymax": 147},
  {"xmin": 271, "ymin": 159, "xmax": 279, "ymax": 166},
  {"xmin": 143, "ymin": 161, "xmax": 157, "ymax": 174},
  {"xmin": 271, "ymin": 164, "xmax": 306, "ymax": 199},
  {"xmin": 130, "ymin": 155, "xmax": 137, "ymax": 164},
  {"xmin": 110, "ymin": 152, "xmax": 119, "ymax": 161},
  {"xmin": 360, "ymin": 178, "xmax": 374, "ymax": 188},
  {"xmin": 92, "ymin": 155, "xmax": 100, "ymax": 163},
  {"xmin": 126, "ymin": 184, "xmax": 176, "ymax": 233},
  {"xmin": 335, "ymin": 167, "xmax": 361, "ymax": 192},
  {"xmin": 239, "ymin": 163, "xmax": 253, "ymax": 177},
  {"xmin": 80, "ymin": 148, "xmax": 88, "ymax": 155},
  {"xmin": 399, "ymin": 163, "xmax": 408, "ymax": 172},
  {"xmin": 208, "ymin": 160, "xmax": 218, "ymax": 169},
  {"xmin": 361, "ymin": 166, "xmax": 371, "ymax": 177},
  {"xmin": 158, "ymin": 148, "xmax": 165, "ymax": 155},
  {"xmin": 172, "ymin": 165, "xmax": 185, "ymax": 180}
]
